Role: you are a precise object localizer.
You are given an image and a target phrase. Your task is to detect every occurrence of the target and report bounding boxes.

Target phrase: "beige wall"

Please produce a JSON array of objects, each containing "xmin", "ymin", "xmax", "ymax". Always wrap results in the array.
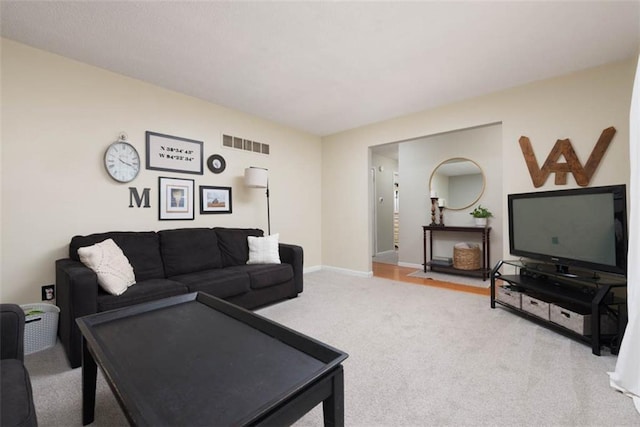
[
  {"xmin": 1, "ymin": 39, "xmax": 322, "ymax": 304},
  {"xmin": 322, "ymin": 59, "xmax": 635, "ymax": 275}
]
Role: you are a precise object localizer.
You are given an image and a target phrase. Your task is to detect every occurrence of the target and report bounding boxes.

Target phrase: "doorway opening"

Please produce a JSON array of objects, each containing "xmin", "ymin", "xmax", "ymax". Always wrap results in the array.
[{"xmin": 371, "ymin": 147, "xmax": 399, "ymax": 265}]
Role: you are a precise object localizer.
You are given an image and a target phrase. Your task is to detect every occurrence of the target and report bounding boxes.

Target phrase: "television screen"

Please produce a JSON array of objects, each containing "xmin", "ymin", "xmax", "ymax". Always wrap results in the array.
[{"xmin": 508, "ymin": 185, "xmax": 627, "ymax": 276}]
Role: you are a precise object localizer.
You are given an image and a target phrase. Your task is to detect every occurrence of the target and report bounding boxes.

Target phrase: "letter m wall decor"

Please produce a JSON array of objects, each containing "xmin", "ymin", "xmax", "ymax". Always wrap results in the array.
[{"xmin": 518, "ymin": 127, "xmax": 616, "ymax": 187}]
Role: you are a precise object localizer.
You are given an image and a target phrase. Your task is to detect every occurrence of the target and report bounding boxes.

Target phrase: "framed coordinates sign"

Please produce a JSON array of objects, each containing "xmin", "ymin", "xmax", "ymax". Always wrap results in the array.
[
  {"xmin": 146, "ymin": 131, "xmax": 204, "ymax": 175},
  {"xmin": 159, "ymin": 177, "xmax": 194, "ymax": 220}
]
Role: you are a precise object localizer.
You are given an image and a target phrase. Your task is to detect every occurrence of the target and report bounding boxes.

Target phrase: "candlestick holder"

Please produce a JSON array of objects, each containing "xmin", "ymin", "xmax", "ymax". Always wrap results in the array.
[
  {"xmin": 439, "ymin": 206, "xmax": 445, "ymax": 226},
  {"xmin": 430, "ymin": 197, "xmax": 439, "ymax": 225}
]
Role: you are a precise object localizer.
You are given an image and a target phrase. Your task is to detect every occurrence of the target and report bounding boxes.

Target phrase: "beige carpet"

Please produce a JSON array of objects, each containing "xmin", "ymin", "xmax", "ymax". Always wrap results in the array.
[{"xmin": 24, "ymin": 270, "xmax": 638, "ymax": 426}]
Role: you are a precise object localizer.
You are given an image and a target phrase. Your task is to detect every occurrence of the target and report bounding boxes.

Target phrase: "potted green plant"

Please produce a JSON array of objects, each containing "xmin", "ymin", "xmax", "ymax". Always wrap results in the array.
[{"xmin": 470, "ymin": 205, "xmax": 493, "ymax": 227}]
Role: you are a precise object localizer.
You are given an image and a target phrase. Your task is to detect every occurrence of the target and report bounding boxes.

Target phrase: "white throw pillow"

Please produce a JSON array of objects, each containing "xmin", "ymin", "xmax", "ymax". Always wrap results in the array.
[
  {"xmin": 247, "ymin": 234, "xmax": 281, "ymax": 265},
  {"xmin": 77, "ymin": 238, "xmax": 136, "ymax": 296}
]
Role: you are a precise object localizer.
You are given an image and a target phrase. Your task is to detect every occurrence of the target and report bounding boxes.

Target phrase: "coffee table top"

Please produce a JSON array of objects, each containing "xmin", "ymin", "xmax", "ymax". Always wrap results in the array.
[{"xmin": 77, "ymin": 292, "xmax": 348, "ymax": 426}]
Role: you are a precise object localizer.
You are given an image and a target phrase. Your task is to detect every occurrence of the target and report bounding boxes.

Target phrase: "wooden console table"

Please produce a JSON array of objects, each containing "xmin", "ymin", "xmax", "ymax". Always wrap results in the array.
[{"xmin": 422, "ymin": 225, "xmax": 492, "ymax": 280}]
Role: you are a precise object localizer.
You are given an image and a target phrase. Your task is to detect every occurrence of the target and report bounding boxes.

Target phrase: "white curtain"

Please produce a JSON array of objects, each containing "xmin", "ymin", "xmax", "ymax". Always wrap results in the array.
[{"xmin": 609, "ymin": 54, "xmax": 640, "ymax": 414}]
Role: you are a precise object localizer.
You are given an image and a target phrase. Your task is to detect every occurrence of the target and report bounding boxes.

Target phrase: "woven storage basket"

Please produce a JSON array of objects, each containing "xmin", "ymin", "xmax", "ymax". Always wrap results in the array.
[
  {"xmin": 20, "ymin": 303, "xmax": 59, "ymax": 355},
  {"xmin": 453, "ymin": 243, "xmax": 481, "ymax": 270}
]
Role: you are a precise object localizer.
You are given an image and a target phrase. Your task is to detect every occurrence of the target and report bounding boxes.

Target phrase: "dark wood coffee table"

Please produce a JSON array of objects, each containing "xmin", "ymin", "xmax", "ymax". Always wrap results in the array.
[{"xmin": 76, "ymin": 292, "xmax": 348, "ymax": 426}]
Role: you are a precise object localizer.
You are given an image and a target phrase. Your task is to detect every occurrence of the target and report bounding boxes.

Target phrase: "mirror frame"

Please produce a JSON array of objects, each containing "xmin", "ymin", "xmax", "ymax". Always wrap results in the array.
[{"xmin": 429, "ymin": 157, "xmax": 485, "ymax": 211}]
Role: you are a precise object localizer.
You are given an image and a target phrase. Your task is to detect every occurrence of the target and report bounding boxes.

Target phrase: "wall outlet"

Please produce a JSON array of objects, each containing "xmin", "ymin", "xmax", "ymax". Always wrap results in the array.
[{"xmin": 42, "ymin": 284, "xmax": 55, "ymax": 301}]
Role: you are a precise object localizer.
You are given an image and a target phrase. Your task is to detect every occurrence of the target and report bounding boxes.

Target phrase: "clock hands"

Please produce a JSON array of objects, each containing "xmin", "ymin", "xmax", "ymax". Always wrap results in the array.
[{"xmin": 118, "ymin": 157, "xmax": 135, "ymax": 167}]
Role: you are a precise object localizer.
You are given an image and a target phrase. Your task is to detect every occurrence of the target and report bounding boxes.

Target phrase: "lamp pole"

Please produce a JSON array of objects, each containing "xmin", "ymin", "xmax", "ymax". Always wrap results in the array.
[{"xmin": 266, "ymin": 183, "xmax": 270, "ymax": 235}]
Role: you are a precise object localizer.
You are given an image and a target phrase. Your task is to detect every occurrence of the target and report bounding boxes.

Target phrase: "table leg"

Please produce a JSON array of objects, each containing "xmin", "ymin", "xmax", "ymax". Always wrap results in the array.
[
  {"xmin": 322, "ymin": 366, "xmax": 344, "ymax": 427},
  {"xmin": 423, "ymin": 228, "xmax": 427, "ymax": 273},
  {"xmin": 485, "ymin": 230, "xmax": 491, "ymax": 281},
  {"xmin": 591, "ymin": 285, "xmax": 610, "ymax": 356},
  {"xmin": 82, "ymin": 338, "xmax": 97, "ymax": 425}
]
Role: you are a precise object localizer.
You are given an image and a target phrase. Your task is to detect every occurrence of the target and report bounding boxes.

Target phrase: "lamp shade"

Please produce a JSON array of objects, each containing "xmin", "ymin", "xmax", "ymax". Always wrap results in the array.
[{"xmin": 244, "ymin": 167, "xmax": 268, "ymax": 188}]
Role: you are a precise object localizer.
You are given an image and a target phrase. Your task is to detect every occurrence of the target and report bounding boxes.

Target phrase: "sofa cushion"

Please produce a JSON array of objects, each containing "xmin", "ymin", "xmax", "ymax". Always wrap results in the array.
[
  {"xmin": 247, "ymin": 234, "xmax": 281, "ymax": 265},
  {"xmin": 227, "ymin": 264, "xmax": 294, "ymax": 290},
  {"xmin": 214, "ymin": 228, "xmax": 263, "ymax": 267},
  {"xmin": 170, "ymin": 269, "xmax": 250, "ymax": 299},
  {"xmin": 77, "ymin": 238, "xmax": 136, "ymax": 296},
  {"xmin": 0, "ymin": 359, "xmax": 37, "ymax": 427},
  {"xmin": 70, "ymin": 232, "xmax": 165, "ymax": 281},
  {"xmin": 96, "ymin": 279, "xmax": 188, "ymax": 312},
  {"xmin": 159, "ymin": 228, "xmax": 222, "ymax": 277}
]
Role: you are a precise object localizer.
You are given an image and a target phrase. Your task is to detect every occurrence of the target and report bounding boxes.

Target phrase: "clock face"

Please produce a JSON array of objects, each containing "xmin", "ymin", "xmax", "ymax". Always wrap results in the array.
[{"xmin": 104, "ymin": 142, "xmax": 141, "ymax": 183}]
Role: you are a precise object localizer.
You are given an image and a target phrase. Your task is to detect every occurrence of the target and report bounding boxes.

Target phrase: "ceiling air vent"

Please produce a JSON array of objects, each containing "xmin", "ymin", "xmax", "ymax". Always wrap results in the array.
[{"xmin": 222, "ymin": 134, "xmax": 270, "ymax": 155}]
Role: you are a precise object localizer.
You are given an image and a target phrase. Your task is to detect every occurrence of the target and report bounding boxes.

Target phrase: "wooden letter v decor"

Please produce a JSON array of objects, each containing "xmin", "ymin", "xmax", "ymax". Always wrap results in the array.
[{"xmin": 518, "ymin": 126, "xmax": 616, "ymax": 187}]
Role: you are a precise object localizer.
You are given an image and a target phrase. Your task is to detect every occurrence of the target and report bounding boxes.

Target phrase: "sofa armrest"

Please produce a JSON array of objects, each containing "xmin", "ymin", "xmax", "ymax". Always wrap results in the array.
[
  {"xmin": 56, "ymin": 258, "xmax": 100, "ymax": 368},
  {"xmin": 0, "ymin": 305, "xmax": 38, "ymax": 426},
  {"xmin": 278, "ymin": 243, "xmax": 304, "ymax": 294},
  {"xmin": 0, "ymin": 304, "xmax": 25, "ymax": 361}
]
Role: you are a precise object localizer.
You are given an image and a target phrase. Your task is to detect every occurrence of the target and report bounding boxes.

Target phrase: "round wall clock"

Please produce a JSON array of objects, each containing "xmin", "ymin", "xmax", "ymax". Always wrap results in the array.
[
  {"xmin": 104, "ymin": 141, "xmax": 141, "ymax": 183},
  {"xmin": 207, "ymin": 154, "xmax": 226, "ymax": 174}
]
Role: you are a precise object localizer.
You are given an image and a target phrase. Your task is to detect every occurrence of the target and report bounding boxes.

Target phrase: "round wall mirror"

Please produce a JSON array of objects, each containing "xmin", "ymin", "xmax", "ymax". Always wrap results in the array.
[{"xmin": 429, "ymin": 158, "xmax": 485, "ymax": 210}]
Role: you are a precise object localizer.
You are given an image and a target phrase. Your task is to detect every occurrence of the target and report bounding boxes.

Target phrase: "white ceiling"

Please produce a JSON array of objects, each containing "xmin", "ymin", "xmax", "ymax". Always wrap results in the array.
[{"xmin": 1, "ymin": 1, "xmax": 639, "ymax": 137}]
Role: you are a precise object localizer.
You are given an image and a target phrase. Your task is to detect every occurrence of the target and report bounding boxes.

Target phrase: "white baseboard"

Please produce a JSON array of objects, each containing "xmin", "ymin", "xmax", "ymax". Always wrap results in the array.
[
  {"xmin": 313, "ymin": 265, "xmax": 373, "ymax": 278},
  {"xmin": 374, "ymin": 249, "xmax": 396, "ymax": 257},
  {"xmin": 307, "ymin": 262, "xmax": 420, "ymax": 275},
  {"xmin": 303, "ymin": 265, "xmax": 322, "ymax": 274}
]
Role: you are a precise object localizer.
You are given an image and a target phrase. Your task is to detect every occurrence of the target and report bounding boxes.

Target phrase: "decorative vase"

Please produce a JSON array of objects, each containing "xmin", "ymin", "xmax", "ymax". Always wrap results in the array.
[{"xmin": 475, "ymin": 217, "xmax": 487, "ymax": 227}]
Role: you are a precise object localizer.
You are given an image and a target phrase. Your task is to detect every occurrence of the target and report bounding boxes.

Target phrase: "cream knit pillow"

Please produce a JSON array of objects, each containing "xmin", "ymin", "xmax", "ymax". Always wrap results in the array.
[
  {"xmin": 78, "ymin": 238, "xmax": 136, "ymax": 295},
  {"xmin": 247, "ymin": 234, "xmax": 281, "ymax": 265}
]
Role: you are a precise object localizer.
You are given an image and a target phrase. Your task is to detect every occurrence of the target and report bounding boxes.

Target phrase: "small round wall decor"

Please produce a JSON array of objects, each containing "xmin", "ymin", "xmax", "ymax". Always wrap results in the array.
[{"xmin": 207, "ymin": 154, "xmax": 226, "ymax": 174}]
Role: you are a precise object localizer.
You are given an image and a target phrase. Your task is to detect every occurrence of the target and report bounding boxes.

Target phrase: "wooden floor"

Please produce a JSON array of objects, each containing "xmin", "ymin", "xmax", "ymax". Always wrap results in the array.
[{"xmin": 372, "ymin": 262, "xmax": 491, "ymax": 296}]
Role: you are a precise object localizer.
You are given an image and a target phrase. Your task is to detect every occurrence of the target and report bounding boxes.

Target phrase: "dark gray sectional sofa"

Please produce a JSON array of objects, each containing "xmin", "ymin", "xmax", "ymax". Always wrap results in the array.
[
  {"xmin": 0, "ymin": 304, "xmax": 38, "ymax": 426},
  {"xmin": 56, "ymin": 227, "xmax": 303, "ymax": 368}
]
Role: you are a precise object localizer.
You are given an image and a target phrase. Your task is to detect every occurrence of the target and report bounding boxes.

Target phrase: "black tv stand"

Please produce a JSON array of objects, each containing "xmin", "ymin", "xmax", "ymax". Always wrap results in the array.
[
  {"xmin": 525, "ymin": 261, "xmax": 601, "ymax": 282},
  {"xmin": 554, "ymin": 264, "xmax": 579, "ymax": 277},
  {"xmin": 491, "ymin": 260, "xmax": 627, "ymax": 356}
]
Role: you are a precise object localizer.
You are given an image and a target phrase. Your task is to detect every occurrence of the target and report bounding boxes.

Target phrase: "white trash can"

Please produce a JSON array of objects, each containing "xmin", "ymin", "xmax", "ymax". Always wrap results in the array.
[{"xmin": 20, "ymin": 303, "xmax": 60, "ymax": 354}]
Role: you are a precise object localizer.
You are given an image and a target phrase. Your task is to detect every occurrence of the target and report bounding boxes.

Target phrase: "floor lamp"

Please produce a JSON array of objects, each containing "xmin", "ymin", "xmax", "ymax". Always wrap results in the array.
[{"xmin": 244, "ymin": 167, "xmax": 270, "ymax": 235}]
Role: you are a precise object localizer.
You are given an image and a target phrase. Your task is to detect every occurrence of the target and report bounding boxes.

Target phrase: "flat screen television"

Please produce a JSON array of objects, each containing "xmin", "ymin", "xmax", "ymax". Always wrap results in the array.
[{"xmin": 508, "ymin": 185, "xmax": 628, "ymax": 276}]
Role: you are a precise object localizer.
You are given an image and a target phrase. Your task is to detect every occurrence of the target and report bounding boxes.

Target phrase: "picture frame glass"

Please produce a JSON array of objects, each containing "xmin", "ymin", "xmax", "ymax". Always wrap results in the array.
[
  {"xmin": 167, "ymin": 186, "xmax": 188, "ymax": 212},
  {"xmin": 146, "ymin": 131, "xmax": 204, "ymax": 175},
  {"xmin": 159, "ymin": 177, "xmax": 194, "ymax": 220},
  {"xmin": 200, "ymin": 186, "xmax": 232, "ymax": 214}
]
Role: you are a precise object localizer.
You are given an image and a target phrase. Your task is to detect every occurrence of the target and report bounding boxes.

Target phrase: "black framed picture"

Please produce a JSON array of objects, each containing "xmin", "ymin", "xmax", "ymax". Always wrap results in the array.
[
  {"xmin": 200, "ymin": 186, "xmax": 232, "ymax": 214},
  {"xmin": 207, "ymin": 154, "xmax": 226, "ymax": 174},
  {"xmin": 146, "ymin": 131, "xmax": 203, "ymax": 175},
  {"xmin": 159, "ymin": 177, "xmax": 194, "ymax": 220}
]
